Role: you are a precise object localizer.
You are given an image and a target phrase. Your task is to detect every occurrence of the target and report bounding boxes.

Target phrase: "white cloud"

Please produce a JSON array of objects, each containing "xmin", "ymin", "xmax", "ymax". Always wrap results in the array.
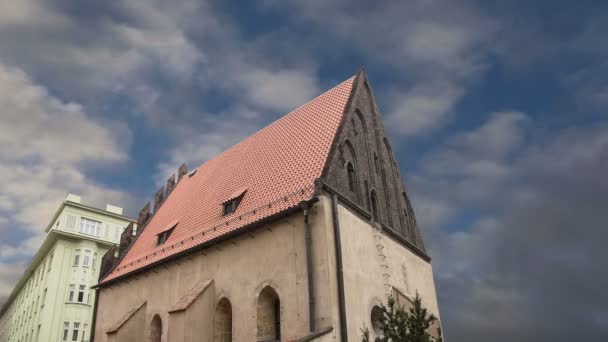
[
  {"xmin": 0, "ymin": 262, "xmax": 26, "ymax": 307},
  {"xmin": 263, "ymin": 0, "xmax": 497, "ymax": 137},
  {"xmin": 0, "ymin": 63, "xmax": 133, "ymax": 256},
  {"xmin": 386, "ymin": 80, "xmax": 465, "ymax": 136}
]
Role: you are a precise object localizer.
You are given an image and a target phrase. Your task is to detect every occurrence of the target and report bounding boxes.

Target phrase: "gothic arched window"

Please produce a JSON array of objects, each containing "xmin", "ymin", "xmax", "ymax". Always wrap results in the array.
[
  {"xmin": 347, "ymin": 162, "xmax": 357, "ymax": 192},
  {"xmin": 214, "ymin": 298, "xmax": 232, "ymax": 342},
  {"xmin": 150, "ymin": 314, "xmax": 162, "ymax": 342},
  {"xmin": 257, "ymin": 286, "xmax": 280, "ymax": 342},
  {"xmin": 371, "ymin": 191, "xmax": 379, "ymax": 222},
  {"xmin": 374, "ymin": 153, "xmax": 380, "ymax": 175}
]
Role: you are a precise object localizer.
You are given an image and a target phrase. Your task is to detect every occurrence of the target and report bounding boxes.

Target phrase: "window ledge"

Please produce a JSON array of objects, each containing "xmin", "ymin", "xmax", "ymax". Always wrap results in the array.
[{"xmin": 65, "ymin": 302, "xmax": 91, "ymax": 307}]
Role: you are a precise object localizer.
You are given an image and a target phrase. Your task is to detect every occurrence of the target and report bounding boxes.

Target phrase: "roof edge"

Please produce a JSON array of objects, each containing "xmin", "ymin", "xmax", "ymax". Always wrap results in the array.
[
  {"xmin": 319, "ymin": 69, "xmax": 365, "ymax": 179},
  {"xmin": 95, "ymin": 196, "xmax": 319, "ymax": 288}
]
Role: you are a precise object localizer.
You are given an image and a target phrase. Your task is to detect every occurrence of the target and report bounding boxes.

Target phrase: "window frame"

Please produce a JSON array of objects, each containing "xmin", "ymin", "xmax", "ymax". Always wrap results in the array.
[
  {"xmin": 68, "ymin": 285, "xmax": 75, "ymax": 302},
  {"xmin": 72, "ymin": 322, "xmax": 80, "ymax": 342},
  {"xmin": 223, "ymin": 196, "xmax": 242, "ymax": 216},
  {"xmin": 79, "ymin": 218, "xmax": 101, "ymax": 237},
  {"xmin": 77, "ymin": 285, "xmax": 85, "ymax": 303},
  {"xmin": 73, "ymin": 249, "xmax": 80, "ymax": 267},
  {"xmin": 82, "ymin": 250, "xmax": 91, "ymax": 267}
]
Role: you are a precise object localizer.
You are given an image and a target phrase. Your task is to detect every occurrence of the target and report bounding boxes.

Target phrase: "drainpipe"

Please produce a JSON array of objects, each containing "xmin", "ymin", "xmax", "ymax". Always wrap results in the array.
[
  {"xmin": 331, "ymin": 194, "xmax": 348, "ymax": 342},
  {"xmin": 90, "ymin": 288, "xmax": 99, "ymax": 342},
  {"xmin": 302, "ymin": 201, "xmax": 316, "ymax": 333}
]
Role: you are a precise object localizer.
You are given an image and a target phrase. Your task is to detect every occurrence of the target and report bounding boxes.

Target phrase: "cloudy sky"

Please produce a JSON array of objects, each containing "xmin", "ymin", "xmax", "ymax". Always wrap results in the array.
[{"xmin": 0, "ymin": 0, "xmax": 607, "ymax": 340}]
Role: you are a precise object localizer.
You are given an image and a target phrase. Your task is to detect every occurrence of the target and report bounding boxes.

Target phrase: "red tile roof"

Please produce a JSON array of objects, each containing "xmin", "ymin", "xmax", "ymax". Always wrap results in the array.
[{"xmin": 101, "ymin": 75, "xmax": 356, "ymax": 284}]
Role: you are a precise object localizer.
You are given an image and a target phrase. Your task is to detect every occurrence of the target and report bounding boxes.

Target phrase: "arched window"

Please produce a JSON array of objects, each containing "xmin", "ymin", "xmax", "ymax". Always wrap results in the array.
[
  {"xmin": 214, "ymin": 298, "xmax": 232, "ymax": 342},
  {"xmin": 371, "ymin": 191, "xmax": 379, "ymax": 222},
  {"xmin": 150, "ymin": 314, "xmax": 162, "ymax": 342},
  {"xmin": 374, "ymin": 153, "xmax": 380, "ymax": 175},
  {"xmin": 403, "ymin": 192, "xmax": 416, "ymax": 241},
  {"xmin": 347, "ymin": 162, "xmax": 357, "ymax": 192},
  {"xmin": 370, "ymin": 305, "xmax": 384, "ymax": 337},
  {"xmin": 257, "ymin": 286, "xmax": 280, "ymax": 342}
]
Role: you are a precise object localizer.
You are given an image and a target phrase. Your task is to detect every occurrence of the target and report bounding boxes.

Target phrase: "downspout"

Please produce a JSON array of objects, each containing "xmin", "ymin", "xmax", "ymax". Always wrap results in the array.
[
  {"xmin": 90, "ymin": 288, "xmax": 99, "ymax": 342},
  {"xmin": 302, "ymin": 201, "xmax": 316, "ymax": 333},
  {"xmin": 331, "ymin": 194, "xmax": 348, "ymax": 342}
]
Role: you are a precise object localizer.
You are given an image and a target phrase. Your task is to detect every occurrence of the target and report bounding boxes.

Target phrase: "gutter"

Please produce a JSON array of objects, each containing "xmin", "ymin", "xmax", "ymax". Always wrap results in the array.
[
  {"xmin": 331, "ymin": 194, "xmax": 348, "ymax": 342},
  {"xmin": 90, "ymin": 288, "xmax": 100, "ymax": 342},
  {"xmin": 94, "ymin": 199, "xmax": 316, "ymax": 289},
  {"xmin": 301, "ymin": 200, "xmax": 316, "ymax": 333}
]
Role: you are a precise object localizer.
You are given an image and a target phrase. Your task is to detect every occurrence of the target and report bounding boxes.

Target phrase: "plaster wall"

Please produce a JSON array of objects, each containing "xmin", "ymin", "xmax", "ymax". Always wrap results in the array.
[
  {"xmin": 95, "ymin": 208, "xmax": 334, "ymax": 342},
  {"xmin": 336, "ymin": 200, "xmax": 439, "ymax": 341}
]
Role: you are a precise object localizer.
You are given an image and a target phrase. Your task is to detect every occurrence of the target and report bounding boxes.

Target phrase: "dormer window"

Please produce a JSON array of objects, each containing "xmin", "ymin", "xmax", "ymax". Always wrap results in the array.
[
  {"xmin": 223, "ymin": 197, "xmax": 241, "ymax": 216},
  {"xmin": 157, "ymin": 222, "xmax": 178, "ymax": 245},
  {"xmin": 157, "ymin": 228, "xmax": 174, "ymax": 245},
  {"xmin": 222, "ymin": 188, "xmax": 247, "ymax": 216}
]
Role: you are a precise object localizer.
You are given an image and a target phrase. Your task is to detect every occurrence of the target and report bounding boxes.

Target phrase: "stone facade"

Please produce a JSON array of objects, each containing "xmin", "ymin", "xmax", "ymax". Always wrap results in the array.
[
  {"xmin": 93, "ymin": 195, "xmax": 440, "ymax": 342},
  {"xmin": 93, "ymin": 70, "xmax": 441, "ymax": 341}
]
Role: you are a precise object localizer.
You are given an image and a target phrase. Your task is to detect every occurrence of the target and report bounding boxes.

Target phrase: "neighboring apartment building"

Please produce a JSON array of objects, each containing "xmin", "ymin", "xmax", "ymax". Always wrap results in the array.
[
  {"xmin": 93, "ymin": 70, "xmax": 442, "ymax": 342},
  {"xmin": 0, "ymin": 194, "xmax": 135, "ymax": 342}
]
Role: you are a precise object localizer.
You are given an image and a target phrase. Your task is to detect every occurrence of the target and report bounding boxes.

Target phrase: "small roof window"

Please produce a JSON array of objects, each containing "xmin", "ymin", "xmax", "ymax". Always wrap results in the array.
[
  {"xmin": 157, "ymin": 221, "xmax": 178, "ymax": 245},
  {"xmin": 222, "ymin": 188, "xmax": 247, "ymax": 216},
  {"xmin": 223, "ymin": 197, "xmax": 242, "ymax": 216}
]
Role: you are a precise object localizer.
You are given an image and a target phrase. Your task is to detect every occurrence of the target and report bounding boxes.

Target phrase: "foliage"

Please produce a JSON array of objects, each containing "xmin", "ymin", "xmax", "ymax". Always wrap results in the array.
[{"xmin": 361, "ymin": 293, "xmax": 442, "ymax": 342}]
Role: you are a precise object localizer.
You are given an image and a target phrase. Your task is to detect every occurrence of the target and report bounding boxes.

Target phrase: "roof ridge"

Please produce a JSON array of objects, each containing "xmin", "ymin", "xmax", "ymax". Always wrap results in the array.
[
  {"xmin": 191, "ymin": 75, "xmax": 357, "ymax": 173},
  {"xmin": 100, "ymin": 73, "xmax": 357, "ymax": 285}
]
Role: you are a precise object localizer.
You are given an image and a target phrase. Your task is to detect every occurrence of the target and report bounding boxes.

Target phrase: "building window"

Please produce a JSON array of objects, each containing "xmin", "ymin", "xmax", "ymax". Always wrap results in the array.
[
  {"xmin": 150, "ymin": 315, "xmax": 162, "ymax": 342},
  {"xmin": 40, "ymin": 261, "xmax": 45, "ymax": 280},
  {"xmin": 73, "ymin": 250, "xmax": 80, "ymax": 267},
  {"xmin": 214, "ymin": 298, "xmax": 233, "ymax": 342},
  {"xmin": 41, "ymin": 288, "xmax": 47, "ymax": 308},
  {"xmin": 68, "ymin": 285, "xmax": 75, "ymax": 302},
  {"xmin": 114, "ymin": 227, "xmax": 119, "ymax": 241},
  {"xmin": 374, "ymin": 153, "xmax": 380, "ymax": 175},
  {"xmin": 72, "ymin": 322, "xmax": 80, "ymax": 341},
  {"xmin": 371, "ymin": 305, "xmax": 383, "ymax": 337},
  {"xmin": 105, "ymin": 224, "xmax": 110, "ymax": 238},
  {"xmin": 83, "ymin": 250, "xmax": 91, "ymax": 267},
  {"xmin": 92, "ymin": 253, "xmax": 97, "ymax": 269},
  {"xmin": 82, "ymin": 323, "xmax": 88, "ymax": 342},
  {"xmin": 347, "ymin": 162, "xmax": 357, "ymax": 192},
  {"xmin": 257, "ymin": 286, "xmax": 280, "ymax": 342},
  {"xmin": 371, "ymin": 191, "xmax": 379, "ymax": 222},
  {"xmin": 48, "ymin": 252, "xmax": 53, "ymax": 272},
  {"xmin": 79, "ymin": 218, "xmax": 100, "ymax": 236},
  {"xmin": 223, "ymin": 197, "xmax": 242, "ymax": 216},
  {"xmin": 157, "ymin": 228, "xmax": 174, "ymax": 245},
  {"xmin": 77, "ymin": 285, "xmax": 85, "ymax": 303}
]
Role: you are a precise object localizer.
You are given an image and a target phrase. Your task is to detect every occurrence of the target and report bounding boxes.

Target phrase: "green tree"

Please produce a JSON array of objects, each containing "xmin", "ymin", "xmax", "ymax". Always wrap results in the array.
[{"xmin": 362, "ymin": 293, "xmax": 442, "ymax": 342}]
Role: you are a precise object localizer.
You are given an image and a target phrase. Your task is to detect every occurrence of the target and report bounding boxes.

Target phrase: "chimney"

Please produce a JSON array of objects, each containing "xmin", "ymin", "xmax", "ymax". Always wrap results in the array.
[
  {"xmin": 65, "ymin": 193, "xmax": 81, "ymax": 204},
  {"xmin": 166, "ymin": 173, "xmax": 176, "ymax": 195},
  {"xmin": 177, "ymin": 163, "xmax": 188, "ymax": 181},
  {"xmin": 153, "ymin": 186, "xmax": 165, "ymax": 213},
  {"xmin": 105, "ymin": 204, "xmax": 123, "ymax": 215}
]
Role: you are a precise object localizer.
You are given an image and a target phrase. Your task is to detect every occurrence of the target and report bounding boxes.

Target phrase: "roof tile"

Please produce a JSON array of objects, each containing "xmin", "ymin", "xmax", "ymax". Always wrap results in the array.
[{"xmin": 101, "ymin": 75, "xmax": 355, "ymax": 284}]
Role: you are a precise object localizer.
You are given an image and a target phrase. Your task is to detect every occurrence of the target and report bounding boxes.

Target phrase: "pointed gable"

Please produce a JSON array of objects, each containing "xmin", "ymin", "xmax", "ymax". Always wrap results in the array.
[{"xmin": 101, "ymin": 75, "xmax": 356, "ymax": 284}]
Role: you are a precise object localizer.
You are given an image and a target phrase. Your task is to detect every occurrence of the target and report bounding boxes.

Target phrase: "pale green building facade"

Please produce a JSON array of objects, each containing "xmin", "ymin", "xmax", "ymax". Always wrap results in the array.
[{"xmin": 0, "ymin": 194, "xmax": 135, "ymax": 342}]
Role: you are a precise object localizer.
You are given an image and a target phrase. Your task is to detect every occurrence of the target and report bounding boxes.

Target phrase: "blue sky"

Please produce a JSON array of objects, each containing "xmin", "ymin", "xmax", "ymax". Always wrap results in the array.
[{"xmin": 0, "ymin": 0, "xmax": 607, "ymax": 340}]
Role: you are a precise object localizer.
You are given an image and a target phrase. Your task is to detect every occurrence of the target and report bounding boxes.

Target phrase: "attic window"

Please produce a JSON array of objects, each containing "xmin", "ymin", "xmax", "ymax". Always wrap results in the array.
[
  {"xmin": 222, "ymin": 188, "xmax": 247, "ymax": 216},
  {"xmin": 223, "ymin": 197, "xmax": 242, "ymax": 216},
  {"xmin": 157, "ymin": 222, "xmax": 178, "ymax": 245}
]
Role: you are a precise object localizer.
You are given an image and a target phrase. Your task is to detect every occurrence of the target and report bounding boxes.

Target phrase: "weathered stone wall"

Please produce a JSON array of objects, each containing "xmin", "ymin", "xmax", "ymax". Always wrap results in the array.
[
  {"xmin": 94, "ymin": 204, "xmax": 335, "ymax": 342},
  {"xmin": 322, "ymin": 73, "xmax": 426, "ymax": 251},
  {"xmin": 95, "ymin": 194, "xmax": 438, "ymax": 342}
]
